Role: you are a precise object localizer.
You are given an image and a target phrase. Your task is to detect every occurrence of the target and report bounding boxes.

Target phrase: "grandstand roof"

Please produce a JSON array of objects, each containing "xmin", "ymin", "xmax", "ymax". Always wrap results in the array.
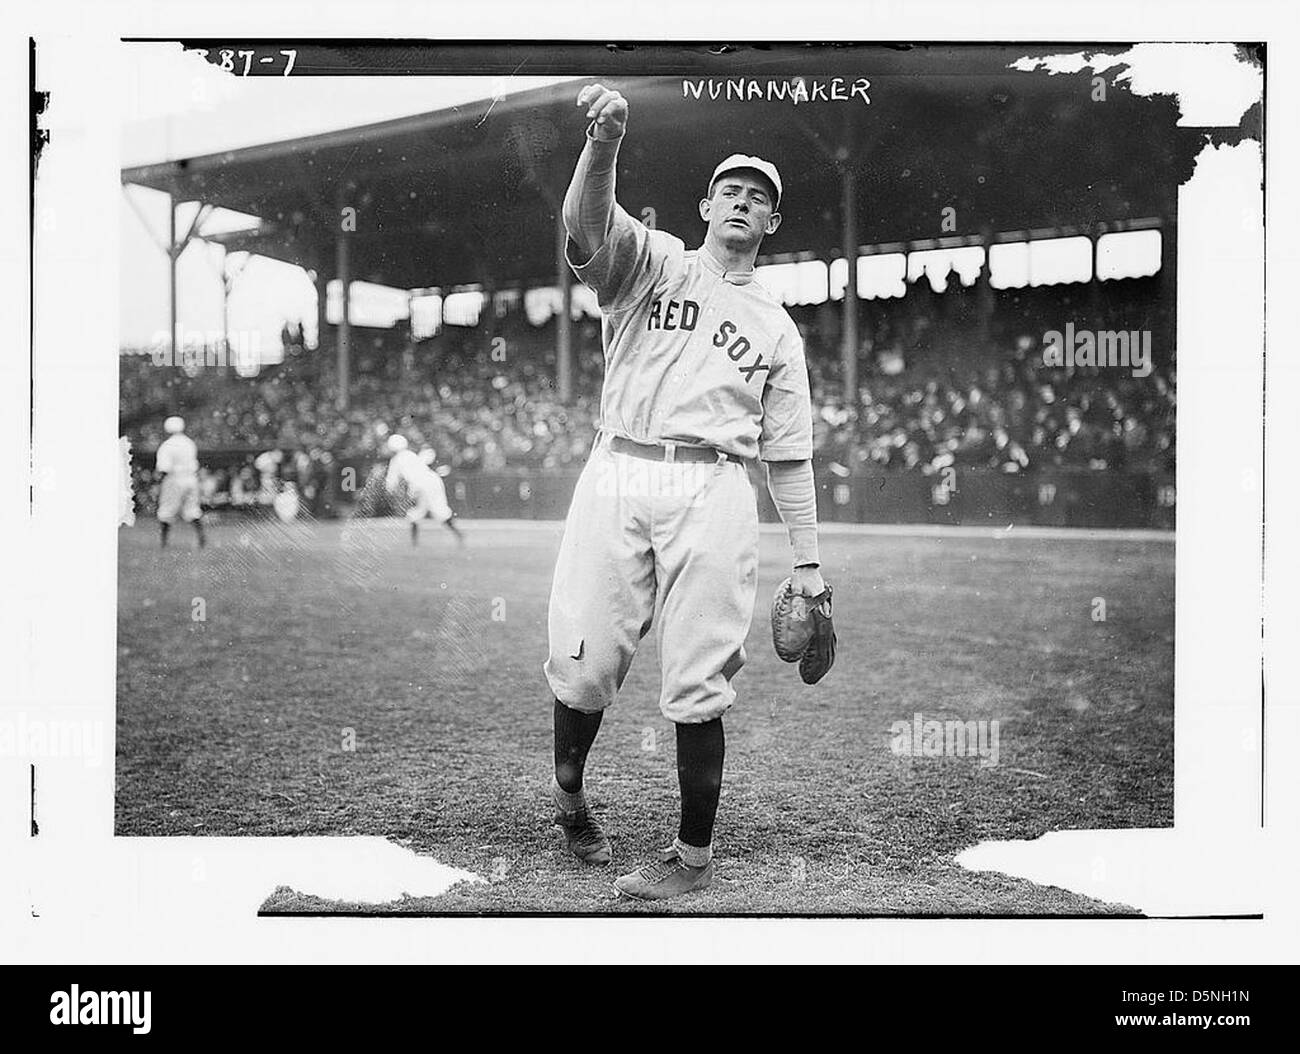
[{"xmin": 121, "ymin": 48, "xmax": 1191, "ymax": 291}]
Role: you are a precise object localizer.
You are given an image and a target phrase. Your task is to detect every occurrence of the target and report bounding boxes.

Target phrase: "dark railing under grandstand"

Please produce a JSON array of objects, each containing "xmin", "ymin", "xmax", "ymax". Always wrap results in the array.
[{"xmin": 126, "ymin": 448, "xmax": 1174, "ymax": 532}]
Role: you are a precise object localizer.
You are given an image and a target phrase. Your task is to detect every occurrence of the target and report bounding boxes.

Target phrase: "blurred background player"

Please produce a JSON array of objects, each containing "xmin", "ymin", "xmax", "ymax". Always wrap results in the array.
[
  {"xmin": 154, "ymin": 415, "xmax": 205, "ymax": 549},
  {"xmin": 384, "ymin": 434, "xmax": 465, "ymax": 547},
  {"xmin": 254, "ymin": 448, "xmax": 283, "ymax": 510}
]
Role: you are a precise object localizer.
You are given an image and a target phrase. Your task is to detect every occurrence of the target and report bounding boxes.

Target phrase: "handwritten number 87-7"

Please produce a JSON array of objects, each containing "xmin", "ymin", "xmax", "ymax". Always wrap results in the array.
[{"xmin": 185, "ymin": 49, "xmax": 297, "ymax": 76}]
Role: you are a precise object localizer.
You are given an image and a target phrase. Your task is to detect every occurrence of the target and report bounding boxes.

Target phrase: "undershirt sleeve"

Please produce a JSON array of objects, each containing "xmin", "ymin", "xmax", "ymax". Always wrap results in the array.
[{"xmin": 765, "ymin": 459, "xmax": 821, "ymax": 567}]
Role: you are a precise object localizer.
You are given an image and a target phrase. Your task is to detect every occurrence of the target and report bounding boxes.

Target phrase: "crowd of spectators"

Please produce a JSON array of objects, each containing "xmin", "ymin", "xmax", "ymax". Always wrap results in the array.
[
  {"xmin": 123, "ymin": 320, "xmax": 607, "ymax": 473},
  {"xmin": 806, "ymin": 341, "xmax": 1175, "ymax": 476},
  {"xmin": 121, "ymin": 282, "xmax": 1176, "ymax": 491}
]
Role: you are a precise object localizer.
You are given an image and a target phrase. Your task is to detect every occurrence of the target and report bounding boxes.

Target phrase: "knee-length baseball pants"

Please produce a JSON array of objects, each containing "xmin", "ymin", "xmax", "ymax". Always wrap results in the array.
[
  {"xmin": 157, "ymin": 473, "xmax": 201, "ymax": 523},
  {"xmin": 544, "ymin": 435, "xmax": 759, "ymax": 724}
]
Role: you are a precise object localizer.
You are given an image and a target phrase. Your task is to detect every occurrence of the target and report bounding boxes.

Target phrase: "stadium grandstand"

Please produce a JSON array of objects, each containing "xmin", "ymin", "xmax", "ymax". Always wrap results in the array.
[{"xmin": 120, "ymin": 59, "xmax": 1185, "ymax": 528}]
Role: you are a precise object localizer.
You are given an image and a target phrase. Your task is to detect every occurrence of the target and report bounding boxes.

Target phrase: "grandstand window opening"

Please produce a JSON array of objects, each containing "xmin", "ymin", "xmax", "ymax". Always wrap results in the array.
[
  {"xmin": 443, "ymin": 290, "xmax": 486, "ymax": 328},
  {"xmin": 1028, "ymin": 236, "xmax": 1093, "ymax": 286},
  {"xmin": 755, "ymin": 260, "xmax": 831, "ymax": 306},
  {"xmin": 326, "ymin": 280, "xmax": 411, "ymax": 330},
  {"xmin": 989, "ymin": 237, "xmax": 1092, "ymax": 289},
  {"xmin": 523, "ymin": 285, "xmax": 602, "ymax": 326},
  {"xmin": 1097, "ymin": 229, "xmax": 1163, "ymax": 280},
  {"xmin": 907, "ymin": 246, "xmax": 986, "ymax": 294},
  {"xmin": 410, "ymin": 293, "xmax": 443, "ymax": 341},
  {"xmin": 829, "ymin": 253, "xmax": 907, "ymax": 301}
]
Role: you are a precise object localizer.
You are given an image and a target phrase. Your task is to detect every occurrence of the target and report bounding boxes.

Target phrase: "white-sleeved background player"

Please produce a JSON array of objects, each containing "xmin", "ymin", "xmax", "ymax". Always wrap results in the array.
[
  {"xmin": 384, "ymin": 434, "xmax": 465, "ymax": 547},
  {"xmin": 545, "ymin": 84, "xmax": 825, "ymax": 901},
  {"xmin": 154, "ymin": 415, "xmax": 205, "ymax": 549}
]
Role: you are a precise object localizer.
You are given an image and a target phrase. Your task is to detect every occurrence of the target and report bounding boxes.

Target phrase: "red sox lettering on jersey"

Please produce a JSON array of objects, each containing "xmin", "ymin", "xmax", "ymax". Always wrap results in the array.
[
  {"xmin": 710, "ymin": 318, "xmax": 771, "ymax": 384},
  {"xmin": 571, "ymin": 205, "xmax": 813, "ymax": 463},
  {"xmin": 645, "ymin": 297, "xmax": 773, "ymax": 385}
]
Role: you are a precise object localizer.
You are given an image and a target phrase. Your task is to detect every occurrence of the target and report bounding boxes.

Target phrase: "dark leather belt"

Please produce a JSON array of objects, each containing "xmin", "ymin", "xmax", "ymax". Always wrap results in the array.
[{"xmin": 608, "ymin": 435, "xmax": 735, "ymax": 464}]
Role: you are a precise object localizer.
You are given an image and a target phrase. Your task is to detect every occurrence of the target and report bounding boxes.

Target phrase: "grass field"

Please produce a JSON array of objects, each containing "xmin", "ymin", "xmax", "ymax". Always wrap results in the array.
[{"xmin": 116, "ymin": 514, "xmax": 1174, "ymax": 915}]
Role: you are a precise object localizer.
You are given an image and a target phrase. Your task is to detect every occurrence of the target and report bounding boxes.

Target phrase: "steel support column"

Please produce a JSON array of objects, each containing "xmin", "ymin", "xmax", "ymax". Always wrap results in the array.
[
  {"xmin": 168, "ymin": 194, "xmax": 178, "ymax": 363},
  {"xmin": 335, "ymin": 225, "xmax": 351, "ymax": 410},
  {"xmin": 841, "ymin": 166, "xmax": 858, "ymax": 404}
]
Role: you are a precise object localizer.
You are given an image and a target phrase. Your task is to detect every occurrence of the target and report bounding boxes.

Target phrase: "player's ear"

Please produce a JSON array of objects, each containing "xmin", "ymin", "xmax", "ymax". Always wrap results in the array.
[
  {"xmin": 699, "ymin": 197, "xmax": 712, "ymax": 222},
  {"xmin": 765, "ymin": 211, "xmax": 782, "ymax": 236}
]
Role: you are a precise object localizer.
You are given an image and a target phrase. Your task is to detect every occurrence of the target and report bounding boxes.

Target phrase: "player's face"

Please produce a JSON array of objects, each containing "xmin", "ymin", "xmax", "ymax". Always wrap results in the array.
[{"xmin": 700, "ymin": 173, "xmax": 781, "ymax": 250}]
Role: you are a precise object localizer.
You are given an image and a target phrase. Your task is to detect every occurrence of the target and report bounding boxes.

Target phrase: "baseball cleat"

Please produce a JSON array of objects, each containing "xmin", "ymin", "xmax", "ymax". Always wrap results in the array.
[
  {"xmin": 613, "ymin": 847, "xmax": 714, "ymax": 901},
  {"xmin": 554, "ymin": 807, "xmax": 612, "ymax": 866}
]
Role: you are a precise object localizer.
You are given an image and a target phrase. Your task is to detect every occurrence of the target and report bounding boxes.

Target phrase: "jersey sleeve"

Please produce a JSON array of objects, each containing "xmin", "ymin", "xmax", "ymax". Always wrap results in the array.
[
  {"xmin": 566, "ymin": 204, "xmax": 682, "ymax": 315},
  {"xmin": 758, "ymin": 325, "xmax": 815, "ymax": 462}
]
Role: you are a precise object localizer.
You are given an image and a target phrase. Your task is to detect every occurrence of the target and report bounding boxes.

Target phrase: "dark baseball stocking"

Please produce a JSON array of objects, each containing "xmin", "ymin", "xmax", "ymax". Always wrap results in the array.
[
  {"xmin": 675, "ymin": 717, "xmax": 725, "ymax": 850},
  {"xmin": 553, "ymin": 698, "xmax": 603, "ymax": 793}
]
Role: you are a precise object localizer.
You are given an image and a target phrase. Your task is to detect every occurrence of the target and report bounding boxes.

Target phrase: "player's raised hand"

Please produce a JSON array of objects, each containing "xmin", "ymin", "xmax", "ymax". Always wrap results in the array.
[{"xmin": 577, "ymin": 83, "xmax": 628, "ymax": 141}]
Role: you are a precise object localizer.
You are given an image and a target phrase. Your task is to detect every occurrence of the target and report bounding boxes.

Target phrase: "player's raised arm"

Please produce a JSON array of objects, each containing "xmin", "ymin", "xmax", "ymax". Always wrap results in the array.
[
  {"xmin": 560, "ymin": 85, "xmax": 680, "ymax": 316},
  {"xmin": 562, "ymin": 83, "xmax": 629, "ymax": 262}
]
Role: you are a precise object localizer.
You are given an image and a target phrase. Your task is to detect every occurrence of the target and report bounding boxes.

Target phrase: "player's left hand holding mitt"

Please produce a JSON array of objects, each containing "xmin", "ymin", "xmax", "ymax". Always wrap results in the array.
[{"xmin": 771, "ymin": 573, "xmax": 837, "ymax": 685}]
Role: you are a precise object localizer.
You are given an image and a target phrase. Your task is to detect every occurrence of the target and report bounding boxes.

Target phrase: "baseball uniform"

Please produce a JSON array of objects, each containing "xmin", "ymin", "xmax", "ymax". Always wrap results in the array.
[
  {"xmin": 544, "ymin": 204, "xmax": 814, "ymax": 724},
  {"xmin": 386, "ymin": 448, "xmax": 454, "ymax": 523},
  {"xmin": 155, "ymin": 432, "xmax": 202, "ymax": 523}
]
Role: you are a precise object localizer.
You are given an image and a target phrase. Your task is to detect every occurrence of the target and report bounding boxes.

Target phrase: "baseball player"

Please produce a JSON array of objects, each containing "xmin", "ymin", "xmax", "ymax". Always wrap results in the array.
[
  {"xmin": 384, "ymin": 435, "xmax": 465, "ymax": 547},
  {"xmin": 544, "ymin": 84, "xmax": 825, "ymax": 900},
  {"xmin": 154, "ymin": 415, "xmax": 205, "ymax": 548}
]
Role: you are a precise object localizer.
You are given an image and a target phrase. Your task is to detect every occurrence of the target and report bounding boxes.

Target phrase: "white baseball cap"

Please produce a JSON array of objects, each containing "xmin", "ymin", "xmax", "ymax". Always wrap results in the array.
[
  {"xmin": 708, "ymin": 154, "xmax": 782, "ymax": 208},
  {"xmin": 164, "ymin": 416, "xmax": 185, "ymax": 434}
]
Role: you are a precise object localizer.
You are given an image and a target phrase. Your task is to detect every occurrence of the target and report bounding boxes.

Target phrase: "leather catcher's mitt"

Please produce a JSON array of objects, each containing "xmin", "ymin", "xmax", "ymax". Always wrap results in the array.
[{"xmin": 771, "ymin": 577, "xmax": 837, "ymax": 684}]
